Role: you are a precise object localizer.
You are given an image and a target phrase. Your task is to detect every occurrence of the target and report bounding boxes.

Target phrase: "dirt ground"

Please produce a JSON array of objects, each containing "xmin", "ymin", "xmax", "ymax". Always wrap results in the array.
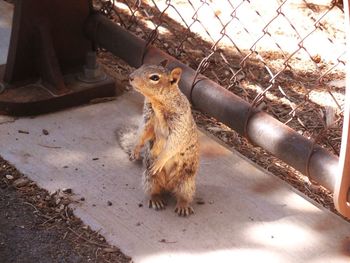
[
  {"xmin": 0, "ymin": 157, "xmax": 132, "ymax": 263},
  {"xmin": 0, "ymin": 185, "xmax": 88, "ymax": 263}
]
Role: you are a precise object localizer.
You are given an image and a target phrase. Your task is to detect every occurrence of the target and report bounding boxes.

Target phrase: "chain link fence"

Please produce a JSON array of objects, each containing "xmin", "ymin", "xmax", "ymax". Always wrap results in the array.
[{"xmin": 95, "ymin": 0, "xmax": 346, "ymax": 158}]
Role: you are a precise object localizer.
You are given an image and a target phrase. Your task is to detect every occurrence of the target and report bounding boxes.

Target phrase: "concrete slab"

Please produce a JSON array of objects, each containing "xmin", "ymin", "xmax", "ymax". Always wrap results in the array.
[{"xmin": 0, "ymin": 91, "xmax": 350, "ymax": 263}]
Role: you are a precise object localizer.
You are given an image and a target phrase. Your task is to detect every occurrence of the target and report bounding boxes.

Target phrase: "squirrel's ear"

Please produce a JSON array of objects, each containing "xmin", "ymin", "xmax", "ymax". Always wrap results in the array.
[
  {"xmin": 159, "ymin": 59, "xmax": 169, "ymax": 68},
  {"xmin": 170, "ymin": 67, "xmax": 182, "ymax": 85}
]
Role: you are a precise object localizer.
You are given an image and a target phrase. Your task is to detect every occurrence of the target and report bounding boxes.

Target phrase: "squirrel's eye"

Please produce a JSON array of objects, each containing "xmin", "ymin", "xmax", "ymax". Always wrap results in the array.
[{"xmin": 149, "ymin": 74, "xmax": 160, "ymax": 81}]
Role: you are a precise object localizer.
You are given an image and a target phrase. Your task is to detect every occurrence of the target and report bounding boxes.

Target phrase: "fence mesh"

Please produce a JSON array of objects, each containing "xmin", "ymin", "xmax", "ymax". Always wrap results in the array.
[{"xmin": 95, "ymin": 0, "xmax": 346, "ymax": 157}]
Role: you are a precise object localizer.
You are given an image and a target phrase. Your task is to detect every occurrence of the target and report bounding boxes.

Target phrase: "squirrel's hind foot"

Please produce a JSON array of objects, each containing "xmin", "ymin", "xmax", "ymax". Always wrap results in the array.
[
  {"xmin": 148, "ymin": 196, "xmax": 166, "ymax": 210},
  {"xmin": 174, "ymin": 205, "xmax": 194, "ymax": 217}
]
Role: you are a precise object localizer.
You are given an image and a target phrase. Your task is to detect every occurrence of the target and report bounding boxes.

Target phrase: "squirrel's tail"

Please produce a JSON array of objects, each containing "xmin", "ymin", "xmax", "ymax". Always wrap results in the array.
[{"xmin": 115, "ymin": 126, "xmax": 138, "ymax": 155}]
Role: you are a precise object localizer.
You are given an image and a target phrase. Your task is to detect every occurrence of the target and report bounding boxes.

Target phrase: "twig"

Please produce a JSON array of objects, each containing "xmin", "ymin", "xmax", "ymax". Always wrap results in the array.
[
  {"xmin": 40, "ymin": 215, "xmax": 58, "ymax": 226},
  {"xmin": 18, "ymin": 130, "xmax": 29, "ymax": 134},
  {"xmin": 22, "ymin": 202, "xmax": 52, "ymax": 220},
  {"xmin": 23, "ymin": 201, "xmax": 39, "ymax": 212},
  {"xmin": 38, "ymin": 143, "xmax": 62, "ymax": 149},
  {"xmin": 67, "ymin": 227, "xmax": 111, "ymax": 248},
  {"xmin": 95, "ymin": 247, "xmax": 101, "ymax": 263},
  {"xmin": 159, "ymin": 239, "xmax": 178, "ymax": 244}
]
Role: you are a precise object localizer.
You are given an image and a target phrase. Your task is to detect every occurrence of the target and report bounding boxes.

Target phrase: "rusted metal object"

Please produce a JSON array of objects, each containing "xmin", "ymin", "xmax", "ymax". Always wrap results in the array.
[
  {"xmin": 85, "ymin": 14, "xmax": 340, "ymax": 194},
  {"xmin": 0, "ymin": 0, "xmax": 115, "ymax": 115},
  {"xmin": 334, "ymin": 0, "xmax": 350, "ymax": 218}
]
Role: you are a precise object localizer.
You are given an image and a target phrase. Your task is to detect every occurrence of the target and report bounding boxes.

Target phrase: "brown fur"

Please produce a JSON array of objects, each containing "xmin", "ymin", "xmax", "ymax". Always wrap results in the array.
[{"xmin": 129, "ymin": 62, "xmax": 199, "ymax": 216}]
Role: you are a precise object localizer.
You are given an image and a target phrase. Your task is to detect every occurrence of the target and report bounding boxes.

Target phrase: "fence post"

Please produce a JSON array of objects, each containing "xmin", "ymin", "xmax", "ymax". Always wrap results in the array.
[{"xmin": 334, "ymin": 0, "xmax": 350, "ymax": 218}]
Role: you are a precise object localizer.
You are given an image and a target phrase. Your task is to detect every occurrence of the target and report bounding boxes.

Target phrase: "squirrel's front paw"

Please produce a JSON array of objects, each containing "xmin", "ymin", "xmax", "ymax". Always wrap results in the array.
[
  {"xmin": 150, "ymin": 161, "xmax": 164, "ymax": 175},
  {"xmin": 129, "ymin": 148, "xmax": 141, "ymax": 161}
]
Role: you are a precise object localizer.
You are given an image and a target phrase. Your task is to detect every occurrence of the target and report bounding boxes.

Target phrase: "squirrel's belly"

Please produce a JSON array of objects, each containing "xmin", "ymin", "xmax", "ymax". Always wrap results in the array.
[{"xmin": 150, "ymin": 127, "xmax": 168, "ymax": 156}]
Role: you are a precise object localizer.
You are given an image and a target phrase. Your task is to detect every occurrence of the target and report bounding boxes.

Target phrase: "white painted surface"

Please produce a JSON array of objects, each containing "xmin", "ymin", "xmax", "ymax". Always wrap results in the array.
[
  {"xmin": 0, "ymin": 92, "xmax": 349, "ymax": 263},
  {"xmin": 0, "ymin": 1, "xmax": 13, "ymax": 65}
]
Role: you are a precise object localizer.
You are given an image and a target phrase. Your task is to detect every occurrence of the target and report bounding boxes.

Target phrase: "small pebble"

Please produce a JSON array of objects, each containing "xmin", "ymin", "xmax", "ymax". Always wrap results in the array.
[
  {"xmin": 138, "ymin": 203, "xmax": 143, "ymax": 208},
  {"xmin": 62, "ymin": 188, "xmax": 72, "ymax": 194},
  {"xmin": 80, "ymin": 197, "xmax": 85, "ymax": 201},
  {"xmin": 13, "ymin": 178, "xmax": 29, "ymax": 187},
  {"xmin": 42, "ymin": 129, "xmax": 49, "ymax": 135},
  {"xmin": 5, "ymin": 174, "xmax": 14, "ymax": 180},
  {"xmin": 56, "ymin": 198, "xmax": 61, "ymax": 205},
  {"xmin": 107, "ymin": 201, "xmax": 113, "ymax": 206},
  {"xmin": 92, "ymin": 157, "xmax": 99, "ymax": 161}
]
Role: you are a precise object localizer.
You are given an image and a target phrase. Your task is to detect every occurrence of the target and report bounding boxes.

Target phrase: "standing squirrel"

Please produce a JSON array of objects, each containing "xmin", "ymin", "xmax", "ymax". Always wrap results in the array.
[{"xmin": 129, "ymin": 61, "xmax": 199, "ymax": 217}]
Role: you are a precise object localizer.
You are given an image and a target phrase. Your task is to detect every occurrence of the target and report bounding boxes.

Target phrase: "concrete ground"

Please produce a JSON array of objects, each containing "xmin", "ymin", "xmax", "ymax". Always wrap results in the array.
[{"xmin": 1, "ymin": 1, "xmax": 350, "ymax": 263}]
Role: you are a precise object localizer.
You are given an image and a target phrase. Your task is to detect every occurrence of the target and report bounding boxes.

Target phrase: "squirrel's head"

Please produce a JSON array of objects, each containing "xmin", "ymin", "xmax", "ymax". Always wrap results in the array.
[{"xmin": 129, "ymin": 60, "xmax": 182, "ymax": 99}]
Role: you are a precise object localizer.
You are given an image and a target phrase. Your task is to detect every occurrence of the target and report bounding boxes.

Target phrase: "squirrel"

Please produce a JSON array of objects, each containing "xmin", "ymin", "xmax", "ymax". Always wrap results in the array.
[{"xmin": 129, "ymin": 60, "xmax": 199, "ymax": 217}]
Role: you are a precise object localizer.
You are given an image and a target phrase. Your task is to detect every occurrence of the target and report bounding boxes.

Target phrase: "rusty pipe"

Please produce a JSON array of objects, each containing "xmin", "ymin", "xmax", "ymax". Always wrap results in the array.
[{"xmin": 85, "ymin": 13, "xmax": 339, "ymax": 192}]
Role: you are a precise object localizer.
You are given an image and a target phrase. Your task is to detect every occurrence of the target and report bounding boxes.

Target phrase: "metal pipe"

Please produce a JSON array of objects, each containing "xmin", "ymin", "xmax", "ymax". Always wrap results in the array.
[
  {"xmin": 85, "ymin": 14, "xmax": 339, "ymax": 192},
  {"xmin": 84, "ymin": 13, "xmax": 146, "ymax": 67}
]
